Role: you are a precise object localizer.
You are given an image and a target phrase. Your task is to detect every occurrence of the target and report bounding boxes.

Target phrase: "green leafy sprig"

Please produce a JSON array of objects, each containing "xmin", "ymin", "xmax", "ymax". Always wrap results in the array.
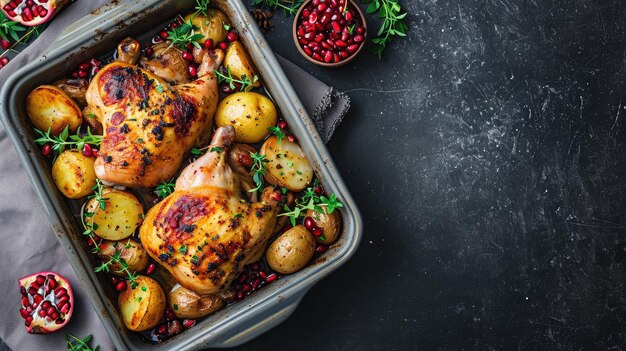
[
  {"xmin": 81, "ymin": 179, "xmax": 108, "ymax": 253},
  {"xmin": 34, "ymin": 126, "xmax": 102, "ymax": 153},
  {"xmin": 214, "ymin": 67, "xmax": 259, "ymax": 92},
  {"xmin": 65, "ymin": 334, "xmax": 100, "ymax": 351},
  {"xmin": 249, "ymin": 152, "xmax": 269, "ymax": 194},
  {"xmin": 278, "ymin": 186, "xmax": 344, "ymax": 226},
  {"xmin": 194, "ymin": 0, "xmax": 211, "ymax": 16},
  {"xmin": 268, "ymin": 126, "xmax": 285, "ymax": 144},
  {"xmin": 0, "ymin": 12, "xmax": 25, "ymax": 42},
  {"xmin": 360, "ymin": 0, "xmax": 408, "ymax": 58},
  {"xmin": 250, "ymin": 0, "xmax": 304, "ymax": 16},
  {"xmin": 94, "ymin": 242, "xmax": 139, "ymax": 290},
  {"xmin": 155, "ymin": 179, "xmax": 175, "ymax": 198},
  {"xmin": 167, "ymin": 16, "xmax": 205, "ymax": 49}
]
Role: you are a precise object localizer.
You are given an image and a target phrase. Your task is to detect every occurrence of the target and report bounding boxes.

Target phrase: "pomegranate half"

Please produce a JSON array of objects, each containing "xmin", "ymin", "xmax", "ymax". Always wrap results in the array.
[
  {"xmin": 1, "ymin": 0, "xmax": 70, "ymax": 27},
  {"xmin": 18, "ymin": 271, "xmax": 74, "ymax": 334}
]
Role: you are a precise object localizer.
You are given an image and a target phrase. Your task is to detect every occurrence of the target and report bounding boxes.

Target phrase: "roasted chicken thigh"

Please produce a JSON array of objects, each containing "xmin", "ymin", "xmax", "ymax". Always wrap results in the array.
[{"xmin": 139, "ymin": 126, "xmax": 281, "ymax": 295}]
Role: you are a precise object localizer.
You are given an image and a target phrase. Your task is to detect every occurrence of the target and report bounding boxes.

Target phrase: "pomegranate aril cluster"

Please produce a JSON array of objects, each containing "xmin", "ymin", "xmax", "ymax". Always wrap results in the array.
[
  {"xmin": 3, "ymin": 0, "xmax": 49, "ymax": 21},
  {"xmin": 296, "ymin": 0, "xmax": 365, "ymax": 63},
  {"xmin": 71, "ymin": 58, "xmax": 102, "ymax": 80},
  {"xmin": 229, "ymin": 262, "xmax": 278, "ymax": 303}
]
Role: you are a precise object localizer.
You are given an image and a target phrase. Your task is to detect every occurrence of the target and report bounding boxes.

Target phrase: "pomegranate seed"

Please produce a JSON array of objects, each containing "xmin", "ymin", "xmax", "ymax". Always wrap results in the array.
[
  {"xmin": 159, "ymin": 30, "xmax": 169, "ymax": 40},
  {"xmin": 227, "ymin": 31, "xmax": 238, "ymax": 42},
  {"xmin": 309, "ymin": 12, "xmax": 318, "ymax": 23},
  {"xmin": 299, "ymin": 38, "xmax": 308, "ymax": 46},
  {"xmin": 26, "ymin": 0, "xmax": 33, "ymax": 6},
  {"xmin": 252, "ymin": 279, "xmax": 262, "ymax": 290},
  {"xmin": 341, "ymin": 32, "xmax": 349, "ymax": 42},
  {"xmin": 157, "ymin": 324, "xmax": 167, "ymax": 335},
  {"xmin": 203, "ymin": 39, "xmax": 214, "ymax": 49},
  {"xmin": 185, "ymin": 42, "xmax": 194, "ymax": 51},
  {"xmin": 71, "ymin": 71, "xmax": 78, "ymax": 78},
  {"xmin": 165, "ymin": 308, "xmax": 176, "ymax": 320},
  {"xmin": 20, "ymin": 308, "xmax": 29, "ymax": 319},
  {"xmin": 313, "ymin": 52, "xmax": 323, "ymax": 61},
  {"xmin": 145, "ymin": 47, "xmax": 154, "ymax": 57},
  {"xmin": 305, "ymin": 25, "xmax": 316, "ymax": 33},
  {"xmin": 353, "ymin": 34, "xmax": 364, "ymax": 43},
  {"xmin": 115, "ymin": 281, "xmax": 127, "ymax": 292},
  {"xmin": 41, "ymin": 143, "xmax": 51, "ymax": 156},
  {"xmin": 321, "ymin": 41, "xmax": 331, "ymax": 50},
  {"xmin": 345, "ymin": 11, "xmax": 353, "ymax": 21},
  {"xmin": 302, "ymin": 9, "xmax": 310, "ymax": 18},
  {"xmin": 111, "ymin": 276, "xmax": 120, "ymax": 285},
  {"xmin": 238, "ymin": 273, "xmax": 248, "ymax": 284},
  {"xmin": 278, "ymin": 121, "xmax": 287, "ymax": 129},
  {"xmin": 2, "ymin": 4, "xmax": 10, "ymax": 12},
  {"xmin": 20, "ymin": 286, "xmax": 27, "ymax": 296},
  {"xmin": 265, "ymin": 274, "xmax": 278, "ymax": 283},
  {"xmin": 59, "ymin": 303, "xmax": 71, "ymax": 314},
  {"xmin": 316, "ymin": 245, "xmax": 328, "ymax": 254},
  {"xmin": 58, "ymin": 295, "xmax": 70, "ymax": 304},
  {"xmin": 78, "ymin": 70, "xmax": 88, "ymax": 78},
  {"xmin": 50, "ymin": 311, "xmax": 59, "ymax": 320},
  {"xmin": 250, "ymin": 262, "xmax": 260, "ymax": 271},
  {"xmin": 329, "ymin": 31, "xmax": 340, "ymax": 40},
  {"xmin": 242, "ymin": 283, "xmax": 252, "ymax": 292},
  {"xmin": 145, "ymin": 263, "xmax": 156, "ymax": 275},
  {"xmin": 297, "ymin": 27, "xmax": 306, "ymax": 37},
  {"xmin": 320, "ymin": 14, "xmax": 330, "ymax": 24},
  {"xmin": 23, "ymin": 8, "xmax": 32, "ymax": 21},
  {"xmin": 219, "ymin": 41, "xmax": 228, "ymax": 50},
  {"xmin": 91, "ymin": 149, "xmax": 98, "ymax": 158},
  {"xmin": 221, "ymin": 84, "xmax": 234, "ymax": 94},
  {"xmin": 304, "ymin": 47, "xmax": 313, "ymax": 56},
  {"xmin": 82, "ymin": 144, "xmax": 92, "ymax": 157},
  {"xmin": 38, "ymin": 309, "xmax": 46, "ymax": 317},
  {"xmin": 259, "ymin": 271, "xmax": 267, "ymax": 279},
  {"xmin": 318, "ymin": 3, "xmax": 328, "ymax": 11},
  {"xmin": 90, "ymin": 58, "xmax": 102, "ymax": 67},
  {"xmin": 312, "ymin": 0, "xmax": 319, "ymax": 5},
  {"xmin": 314, "ymin": 186, "xmax": 323, "ymax": 195},
  {"xmin": 315, "ymin": 22, "xmax": 325, "ymax": 31},
  {"xmin": 25, "ymin": 316, "xmax": 33, "ymax": 326},
  {"xmin": 356, "ymin": 26, "xmax": 364, "ymax": 35},
  {"xmin": 314, "ymin": 33, "xmax": 325, "ymax": 43},
  {"xmin": 334, "ymin": 53, "xmax": 340, "ymax": 62},
  {"xmin": 7, "ymin": 10, "xmax": 16, "ymax": 18},
  {"xmin": 41, "ymin": 301, "xmax": 51, "ymax": 310},
  {"xmin": 271, "ymin": 192, "xmax": 282, "ymax": 201},
  {"xmin": 28, "ymin": 287, "xmax": 38, "ymax": 296},
  {"xmin": 21, "ymin": 297, "xmax": 28, "ymax": 307},
  {"xmin": 336, "ymin": 39, "xmax": 347, "ymax": 47},
  {"xmin": 312, "ymin": 227, "xmax": 323, "ymax": 237},
  {"xmin": 331, "ymin": 21, "xmax": 341, "ymax": 33},
  {"xmin": 0, "ymin": 39, "xmax": 9, "ymax": 50},
  {"xmin": 35, "ymin": 275, "xmax": 45, "ymax": 285},
  {"xmin": 47, "ymin": 277, "xmax": 57, "ymax": 288},
  {"xmin": 287, "ymin": 135, "xmax": 296, "ymax": 143},
  {"xmin": 183, "ymin": 319, "xmax": 196, "ymax": 328},
  {"xmin": 181, "ymin": 51, "xmax": 193, "ymax": 61},
  {"xmin": 188, "ymin": 64, "xmax": 197, "ymax": 77},
  {"xmin": 339, "ymin": 51, "xmax": 348, "ymax": 59},
  {"xmin": 79, "ymin": 63, "xmax": 90, "ymax": 71},
  {"xmin": 39, "ymin": 7, "xmax": 47, "ymax": 16},
  {"xmin": 304, "ymin": 217, "xmax": 316, "ymax": 230},
  {"xmin": 347, "ymin": 44, "xmax": 359, "ymax": 53},
  {"xmin": 46, "ymin": 306, "xmax": 56, "ymax": 316},
  {"xmin": 237, "ymin": 291, "xmax": 244, "ymax": 300},
  {"xmin": 171, "ymin": 21, "xmax": 179, "ymax": 29}
]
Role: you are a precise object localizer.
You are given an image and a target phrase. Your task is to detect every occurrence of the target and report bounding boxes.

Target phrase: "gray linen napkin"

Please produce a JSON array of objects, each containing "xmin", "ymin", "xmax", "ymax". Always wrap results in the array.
[{"xmin": 0, "ymin": 1, "xmax": 349, "ymax": 350}]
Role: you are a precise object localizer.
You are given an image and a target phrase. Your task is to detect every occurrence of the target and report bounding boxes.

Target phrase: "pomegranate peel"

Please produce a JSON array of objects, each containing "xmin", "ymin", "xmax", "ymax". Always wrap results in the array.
[
  {"xmin": 1, "ymin": 0, "xmax": 70, "ymax": 27},
  {"xmin": 18, "ymin": 271, "xmax": 74, "ymax": 334}
]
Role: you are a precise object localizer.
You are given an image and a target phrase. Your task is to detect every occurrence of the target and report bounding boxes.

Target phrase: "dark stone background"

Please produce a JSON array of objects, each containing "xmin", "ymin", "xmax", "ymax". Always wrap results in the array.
[{"xmin": 237, "ymin": 0, "xmax": 626, "ymax": 350}]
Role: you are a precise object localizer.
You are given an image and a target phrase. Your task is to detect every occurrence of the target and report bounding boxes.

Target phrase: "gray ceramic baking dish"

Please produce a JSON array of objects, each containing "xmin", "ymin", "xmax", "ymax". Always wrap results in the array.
[{"xmin": 0, "ymin": 0, "xmax": 362, "ymax": 349}]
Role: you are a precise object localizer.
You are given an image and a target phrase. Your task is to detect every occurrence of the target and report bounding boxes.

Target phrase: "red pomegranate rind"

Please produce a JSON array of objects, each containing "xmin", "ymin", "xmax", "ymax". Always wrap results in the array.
[
  {"xmin": 0, "ymin": 0, "xmax": 71, "ymax": 27},
  {"xmin": 18, "ymin": 271, "xmax": 74, "ymax": 334}
]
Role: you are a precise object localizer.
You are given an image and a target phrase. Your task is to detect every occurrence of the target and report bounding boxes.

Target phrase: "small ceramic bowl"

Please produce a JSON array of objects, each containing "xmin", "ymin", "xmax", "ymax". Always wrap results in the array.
[{"xmin": 293, "ymin": 0, "xmax": 367, "ymax": 67}]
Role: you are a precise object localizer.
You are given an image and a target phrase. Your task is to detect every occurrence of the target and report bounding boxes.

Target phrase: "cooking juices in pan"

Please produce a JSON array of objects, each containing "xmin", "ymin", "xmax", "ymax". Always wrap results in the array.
[{"xmin": 25, "ymin": 3, "xmax": 344, "ymax": 343}]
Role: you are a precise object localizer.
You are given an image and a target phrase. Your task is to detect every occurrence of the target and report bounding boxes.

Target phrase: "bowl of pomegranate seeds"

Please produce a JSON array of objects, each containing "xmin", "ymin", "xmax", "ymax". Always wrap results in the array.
[{"xmin": 293, "ymin": 0, "xmax": 367, "ymax": 67}]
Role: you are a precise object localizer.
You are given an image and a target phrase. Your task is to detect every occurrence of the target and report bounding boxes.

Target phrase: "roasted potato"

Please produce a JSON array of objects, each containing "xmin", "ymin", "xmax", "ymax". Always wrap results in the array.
[
  {"xmin": 266, "ymin": 225, "xmax": 316, "ymax": 274},
  {"xmin": 184, "ymin": 9, "xmax": 230, "ymax": 44},
  {"xmin": 260, "ymin": 136, "xmax": 313, "ymax": 192},
  {"xmin": 85, "ymin": 189, "xmax": 144, "ymax": 240},
  {"xmin": 224, "ymin": 41, "xmax": 260, "ymax": 88},
  {"xmin": 215, "ymin": 92, "xmax": 277, "ymax": 143},
  {"xmin": 306, "ymin": 208, "xmax": 342, "ymax": 245},
  {"xmin": 51, "ymin": 149, "xmax": 96, "ymax": 199},
  {"xmin": 26, "ymin": 85, "xmax": 82, "ymax": 135},
  {"xmin": 169, "ymin": 284, "xmax": 225, "ymax": 319},
  {"xmin": 53, "ymin": 78, "xmax": 89, "ymax": 108},
  {"xmin": 139, "ymin": 42, "xmax": 190, "ymax": 84},
  {"xmin": 118, "ymin": 276, "xmax": 166, "ymax": 332},
  {"xmin": 96, "ymin": 239, "xmax": 149, "ymax": 275}
]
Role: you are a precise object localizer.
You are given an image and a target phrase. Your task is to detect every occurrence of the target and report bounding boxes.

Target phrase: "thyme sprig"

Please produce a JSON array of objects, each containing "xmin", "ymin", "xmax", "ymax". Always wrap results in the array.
[
  {"xmin": 34, "ymin": 126, "xmax": 102, "ymax": 153},
  {"xmin": 250, "ymin": 0, "xmax": 304, "ymax": 16},
  {"xmin": 249, "ymin": 152, "xmax": 269, "ymax": 194},
  {"xmin": 155, "ymin": 179, "xmax": 176, "ymax": 198},
  {"xmin": 81, "ymin": 179, "xmax": 108, "ymax": 253},
  {"xmin": 361, "ymin": 0, "xmax": 408, "ymax": 58},
  {"xmin": 278, "ymin": 186, "xmax": 344, "ymax": 226},
  {"xmin": 94, "ymin": 243, "xmax": 139, "ymax": 290},
  {"xmin": 214, "ymin": 67, "xmax": 258, "ymax": 92},
  {"xmin": 194, "ymin": 0, "xmax": 211, "ymax": 16},
  {"xmin": 268, "ymin": 126, "xmax": 285, "ymax": 144},
  {"xmin": 166, "ymin": 16, "xmax": 205, "ymax": 49},
  {"xmin": 65, "ymin": 334, "xmax": 100, "ymax": 351}
]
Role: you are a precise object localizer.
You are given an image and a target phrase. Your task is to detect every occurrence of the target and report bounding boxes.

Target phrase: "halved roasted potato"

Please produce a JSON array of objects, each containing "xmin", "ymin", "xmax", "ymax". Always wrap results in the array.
[
  {"xmin": 260, "ymin": 136, "xmax": 313, "ymax": 191},
  {"xmin": 26, "ymin": 85, "xmax": 82, "ymax": 135},
  {"xmin": 184, "ymin": 9, "xmax": 230, "ymax": 44},
  {"xmin": 53, "ymin": 78, "xmax": 89, "ymax": 108},
  {"xmin": 118, "ymin": 276, "xmax": 166, "ymax": 332},
  {"xmin": 85, "ymin": 189, "xmax": 144, "ymax": 240},
  {"xmin": 224, "ymin": 41, "xmax": 260, "ymax": 88},
  {"xmin": 169, "ymin": 284, "xmax": 225, "ymax": 319},
  {"xmin": 306, "ymin": 208, "xmax": 342, "ymax": 245},
  {"xmin": 96, "ymin": 239, "xmax": 149, "ymax": 276},
  {"xmin": 52, "ymin": 149, "xmax": 96, "ymax": 199}
]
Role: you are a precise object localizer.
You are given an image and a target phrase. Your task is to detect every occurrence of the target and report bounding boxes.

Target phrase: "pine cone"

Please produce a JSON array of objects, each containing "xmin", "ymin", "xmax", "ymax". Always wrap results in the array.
[{"xmin": 251, "ymin": 9, "xmax": 273, "ymax": 33}]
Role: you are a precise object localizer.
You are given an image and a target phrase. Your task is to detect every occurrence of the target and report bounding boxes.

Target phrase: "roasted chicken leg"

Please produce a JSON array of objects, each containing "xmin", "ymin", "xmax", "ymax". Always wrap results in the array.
[
  {"xmin": 85, "ymin": 39, "xmax": 223, "ymax": 187},
  {"xmin": 139, "ymin": 126, "xmax": 281, "ymax": 295}
]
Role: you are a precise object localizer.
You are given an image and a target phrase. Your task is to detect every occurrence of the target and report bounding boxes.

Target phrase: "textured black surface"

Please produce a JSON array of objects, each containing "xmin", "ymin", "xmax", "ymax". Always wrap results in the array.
[{"xmin": 234, "ymin": 1, "xmax": 626, "ymax": 350}]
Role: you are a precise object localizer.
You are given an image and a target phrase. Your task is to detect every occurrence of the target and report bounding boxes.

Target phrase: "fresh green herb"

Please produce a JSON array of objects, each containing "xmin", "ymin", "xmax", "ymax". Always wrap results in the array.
[
  {"xmin": 86, "ymin": 113, "xmax": 96, "ymax": 119},
  {"xmin": 360, "ymin": 0, "xmax": 408, "ymax": 58},
  {"xmin": 281, "ymin": 187, "xmax": 288, "ymax": 194},
  {"xmin": 156, "ymin": 84, "xmax": 165, "ymax": 93},
  {"xmin": 179, "ymin": 245, "xmax": 188, "ymax": 254},
  {"xmin": 141, "ymin": 286, "xmax": 147, "ymax": 292},
  {"xmin": 233, "ymin": 213, "xmax": 244, "ymax": 218},
  {"xmin": 194, "ymin": 0, "xmax": 211, "ymax": 16},
  {"xmin": 88, "ymin": 179, "xmax": 109, "ymax": 211},
  {"xmin": 166, "ymin": 16, "xmax": 205, "ymax": 49},
  {"xmin": 137, "ymin": 297, "xmax": 143, "ymax": 302},
  {"xmin": 34, "ymin": 126, "xmax": 102, "ymax": 153},
  {"xmin": 347, "ymin": 23, "xmax": 356, "ymax": 34},
  {"xmin": 223, "ymin": 23, "xmax": 231, "ymax": 31},
  {"xmin": 249, "ymin": 152, "xmax": 269, "ymax": 193},
  {"xmin": 214, "ymin": 67, "xmax": 259, "ymax": 92},
  {"xmin": 287, "ymin": 161, "xmax": 294, "ymax": 168},
  {"xmin": 250, "ymin": 0, "xmax": 304, "ymax": 16},
  {"xmin": 210, "ymin": 146, "xmax": 223, "ymax": 153},
  {"xmin": 155, "ymin": 179, "xmax": 175, "ymax": 198},
  {"xmin": 268, "ymin": 126, "xmax": 285, "ymax": 144},
  {"xmin": 0, "ymin": 12, "xmax": 26, "ymax": 42},
  {"xmin": 296, "ymin": 170, "xmax": 303, "ymax": 175},
  {"xmin": 94, "ymin": 248, "xmax": 139, "ymax": 289},
  {"xmin": 65, "ymin": 334, "xmax": 99, "ymax": 351},
  {"xmin": 191, "ymin": 147, "xmax": 205, "ymax": 156},
  {"xmin": 173, "ymin": 303, "xmax": 179, "ymax": 310},
  {"xmin": 278, "ymin": 186, "xmax": 343, "ymax": 226},
  {"xmin": 81, "ymin": 180, "xmax": 108, "ymax": 253}
]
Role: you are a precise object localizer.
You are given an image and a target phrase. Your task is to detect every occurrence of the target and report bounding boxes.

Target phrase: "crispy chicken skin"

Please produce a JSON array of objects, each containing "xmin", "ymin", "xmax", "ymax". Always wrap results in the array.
[
  {"xmin": 139, "ymin": 127, "xmax": 281, "ymax": 295},
  {"xmin": 85, "ymin": 40, "xmax": 223, "ymax": 188}
]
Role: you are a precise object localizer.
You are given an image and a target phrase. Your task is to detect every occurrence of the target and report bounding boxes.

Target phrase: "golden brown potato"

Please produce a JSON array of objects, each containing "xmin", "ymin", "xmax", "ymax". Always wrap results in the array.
[
  {"xmin": 224, "ymin": 41, "xmax": 260, "ymax": 88},
  {"xmin": 261, "ymin": 136, "xmax": 313, "ymax": 192},
  {"xmin": 184, "ymin": 10, "xmax": 230, "ymax": 44},
  {"xmin": 118, "ymin": 276, "xmax": 166, "ymax": 332},
  {"xmin": 96, "ymin": 239, "xmax": 149, "ymax": 275},
  {"xmin": 266, "ymin": 225, "xmax": 316, "ymax": 274},
  {"xmin": 215, "ymin": 92, "xmax": 277, "ymax": 143},
  {"xmin": 51, "ymin": 149, "xmax": 96, "ymax": 199},
  {"xmin": 306, "ymin": 208, "xmax": 342, "ymax": 245},
  {"xmin": 85, "ymin": 189, "xmax": 144, "ymax": 240},
  {"xmin": 169, "ymin": 284, "xmax": 225, "ymax": 319},
  {"xmin": 53, "ymin": 78, "xmax": 89, "ymax": 108},
  {"xmin": 26, "ymin": 85, "xmax": 82, "ymax": 135}
]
